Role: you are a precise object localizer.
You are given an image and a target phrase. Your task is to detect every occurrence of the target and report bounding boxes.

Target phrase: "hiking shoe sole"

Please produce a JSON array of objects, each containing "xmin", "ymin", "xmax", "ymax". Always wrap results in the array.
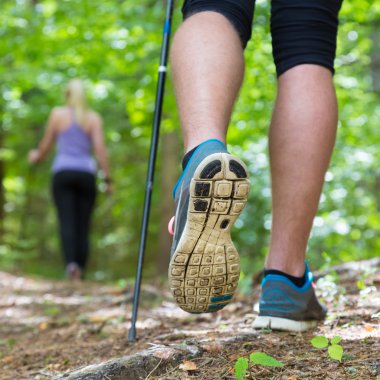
[{"xmin": 169, "ymin": 152, "xmax": 250, "ymax": 313}]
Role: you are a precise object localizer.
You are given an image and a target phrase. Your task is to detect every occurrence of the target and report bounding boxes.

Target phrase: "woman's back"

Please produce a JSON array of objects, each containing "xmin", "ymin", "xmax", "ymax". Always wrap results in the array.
[
  {"xmin": 52, "ymin": 107, "xmax": 97, "ymax": 174},
  {"xmin": 56, "ymin": 107, "xmax": 92, "ymax": 155}
]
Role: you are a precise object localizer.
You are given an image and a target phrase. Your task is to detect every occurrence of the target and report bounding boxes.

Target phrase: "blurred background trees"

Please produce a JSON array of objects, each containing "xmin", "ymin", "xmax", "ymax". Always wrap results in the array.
[{"xmin": 0, "ymin": 0, "xmax": 379, "ymax": 284}]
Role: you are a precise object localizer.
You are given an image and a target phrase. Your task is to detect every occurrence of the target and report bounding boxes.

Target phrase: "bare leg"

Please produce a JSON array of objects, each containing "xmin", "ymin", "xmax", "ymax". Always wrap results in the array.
[
  {"xmin": 170, "ymin": 12, "xmax": 244, "ymax": 153},
  {"xmin": 266, "ymin": 65, "xmax": 338, "ymax": 276},
  {"xmin": 169, "ymin": 12, "xmax": 250, "ymax": 314}
]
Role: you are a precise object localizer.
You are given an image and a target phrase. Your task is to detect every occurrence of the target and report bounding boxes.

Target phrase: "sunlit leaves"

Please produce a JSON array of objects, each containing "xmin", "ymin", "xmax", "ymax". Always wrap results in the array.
[
  {"xmin": 250, "ymin": 352, "xmax": 284, "ymax": 367},
  {"xmin": 0, "ymin": 0, "xmax": 379, "ymax": 278},
  {"xmin": 328, "ymin": 344, "xmax": 344, "ymax": 362},
  {"xmin": 234, "ymin": 352, "xmax": 284, "ymax": 380},
  {"xmin": 310, "ymin": 336, "xmax": 329, "ymax": 349},
  {"xmin": 234, "ymin": 357, "xmax": 249, "ymax": 380},
  {"xmin": 311, "ymin": 336, "xmax": 344, "ymax": 362}
]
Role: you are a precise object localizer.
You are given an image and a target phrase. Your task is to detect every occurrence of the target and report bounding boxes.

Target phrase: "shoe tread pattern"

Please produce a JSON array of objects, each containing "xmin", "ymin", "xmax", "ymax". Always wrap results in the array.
[{"xmin": 169, "ymin": 153, "xmax": 250, "ymax": 313}]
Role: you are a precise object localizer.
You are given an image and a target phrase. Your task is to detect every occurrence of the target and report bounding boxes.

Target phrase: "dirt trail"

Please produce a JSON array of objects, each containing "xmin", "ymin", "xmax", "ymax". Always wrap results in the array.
[{"xmin": 0, "ymin": 259, "xmax": 379, "ymax": 379}]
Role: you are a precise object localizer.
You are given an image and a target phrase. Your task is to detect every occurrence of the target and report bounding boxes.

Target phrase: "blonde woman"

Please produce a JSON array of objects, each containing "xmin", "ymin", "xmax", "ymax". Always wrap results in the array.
[{"xmin": 28, "ymin": 79, "xmax": 111, "ymax": 280}]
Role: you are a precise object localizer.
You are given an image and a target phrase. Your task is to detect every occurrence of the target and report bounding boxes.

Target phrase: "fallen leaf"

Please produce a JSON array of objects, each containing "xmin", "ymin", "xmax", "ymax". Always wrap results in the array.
[
  {"xmin": 87, "ymin": 315, "xmax": 110, "ymax": 323},
  {"xmin": 2, "ymin": 355, "xmax": 13, "ymax": 364},
  {"xmin": 152, "ymin": 349, "xmax": 175, "ymax": 360},
  {"xmin": 179, "ymin": 360, "xmax": 197, "ymax": 371},
  {"xmin": 46, "ymin": 363, "xmax": 61, "ymax": 370},
  {"xmin": 39, "ymin": 321, "xmax": 49, "ymax": 331},
  {"xmin": 229, "ymin": 353, "xmax": 242, "ymax": 361},
  {"xmin": 364, "ymin": 324, "xmax": 376, "ymax": 332},
  {"xmin": 201, "ymin": 343, "xmax": 223, "ymax": 353}
]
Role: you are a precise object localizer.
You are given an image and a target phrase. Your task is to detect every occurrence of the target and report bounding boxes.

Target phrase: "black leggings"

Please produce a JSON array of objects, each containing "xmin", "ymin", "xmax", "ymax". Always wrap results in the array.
[
  {"xmin": 52, "ymin": 170, "xmax": 96, "ymax": 269},
  {"xmin": 182, "ymin": 0, "xmax": 343, "ymax": 76}
]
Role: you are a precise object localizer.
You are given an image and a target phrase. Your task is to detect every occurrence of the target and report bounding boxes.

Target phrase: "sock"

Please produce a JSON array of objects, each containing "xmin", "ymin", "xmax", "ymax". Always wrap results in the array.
[
  {"xmin": 182, "ymin": 145, "xmax": 199, "ymax": 170},
  {"xmin": 264, "ymin": 269, "xmax": 306, "ymax": 288}
]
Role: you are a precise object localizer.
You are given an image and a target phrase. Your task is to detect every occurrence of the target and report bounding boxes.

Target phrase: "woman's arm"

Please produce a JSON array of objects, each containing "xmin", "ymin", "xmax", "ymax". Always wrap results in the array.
[
  {"xmin": 90, "ymin": 113, "xmax": 112, "ymax": 191},
  {"xmin": 28, "ymin": 108, "xmax": 58, "ymax": 164}
]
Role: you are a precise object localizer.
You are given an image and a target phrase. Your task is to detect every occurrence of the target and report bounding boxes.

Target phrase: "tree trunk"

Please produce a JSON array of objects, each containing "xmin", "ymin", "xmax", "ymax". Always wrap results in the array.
[
  {"xmin": 0, "ymin": 98, "xmax": 5, "ymax": 243},
  {"xmin": 371, "ymin": 22, "xmax": 380, "ymax": 212},
  {"xmin": 0, "ymin": 131, "xmax": 4, "ymax": 243},
  {"xmin": 157, "ymin": 131, "xmax": 180, "ymax": 274},
  {"xmin": 371, "ymin": 21, "xmax": 380, "ymax": 93}
]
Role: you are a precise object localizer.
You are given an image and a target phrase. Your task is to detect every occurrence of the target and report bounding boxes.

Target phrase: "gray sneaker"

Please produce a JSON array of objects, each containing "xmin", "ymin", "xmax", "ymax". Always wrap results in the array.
[
  {"xmin": 169, "ymin": 139, "xmax": 250, "ymax": 313},
  {"xmin": 253, "ymin": 265, "xmax": 327, "ymax": 331}
]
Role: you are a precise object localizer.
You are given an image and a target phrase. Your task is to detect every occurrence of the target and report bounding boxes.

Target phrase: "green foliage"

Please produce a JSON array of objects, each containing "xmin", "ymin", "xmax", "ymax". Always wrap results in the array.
[
  {"xmin": 43, "ymin": 306, "xmax": 61, "ymax": 317},
  {"xmin": 234, "ymin": 351, "xmax": 284, "ymax": 379},
  {"xmin": 0, "ymin": 0, "xmax": 182, "ymax": 279},
  {"xmin": 0, "ymin": 338, "xmax": 16, "ymax": 349},
  {"xmin": 356, "ymin": 267, "xmax": 377, "ymax": 291},
  {"xmin": 0, "ymin": 0, "xmax": 379, "ymax": 280},
  {"xmin": 357, "ymin": 279, "xmax": 366, "ymax": 290},
  {"xmin": 311, "ymin": 335, "xmax": 344, "ymax": 362},
  {"xmin": 310, "ymin": 336, "xmax": 329, "ymax": 349},
  {"xmin": 249, "ymin": 352, "xmax": 284, "ymax": 367},
  {"xmin": 328, "ymin": 344, "xmax": 344, "ymax": 362},
  {"xmin": 234, "ymin": 357, "xmax": 249, "ymax": 380},
  {"xmin": 330, "ymin": 336, "xmax": 342, "ymax": 345}
]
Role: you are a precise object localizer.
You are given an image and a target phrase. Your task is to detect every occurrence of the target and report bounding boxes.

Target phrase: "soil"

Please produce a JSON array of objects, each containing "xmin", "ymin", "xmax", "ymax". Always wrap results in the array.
[{"xmin": 0, "ymin": 259, "xmax": 379, "ymax": 380}]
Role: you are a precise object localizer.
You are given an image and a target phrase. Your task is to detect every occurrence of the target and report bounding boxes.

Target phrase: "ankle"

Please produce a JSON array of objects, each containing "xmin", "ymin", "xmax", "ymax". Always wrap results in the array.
[
  {"xmin": 265, "ymin": 254, "xmax": 306, "ymax": 277},
  {"xmin": 264, "ymin": 268, "xmax": 306, "ymax": 288}
]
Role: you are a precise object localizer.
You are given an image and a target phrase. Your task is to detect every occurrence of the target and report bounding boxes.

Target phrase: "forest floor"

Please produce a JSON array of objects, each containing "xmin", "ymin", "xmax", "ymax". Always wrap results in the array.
[{"xmin": 1, "ymin": 259, "xmax": 379, "ymax": 380}]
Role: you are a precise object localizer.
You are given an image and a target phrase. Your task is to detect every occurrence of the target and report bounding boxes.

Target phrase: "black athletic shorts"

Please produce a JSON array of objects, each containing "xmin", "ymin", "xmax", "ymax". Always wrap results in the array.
[{"xmin": 182, "ymin": 0, "xmax": 343, "ymax": 76}]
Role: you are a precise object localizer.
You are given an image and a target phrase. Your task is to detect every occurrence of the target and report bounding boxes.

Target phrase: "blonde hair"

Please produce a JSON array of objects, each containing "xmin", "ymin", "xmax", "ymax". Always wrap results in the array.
[{"xmin": 65, "ymin": 79, "xmax": 87, "ymax": 126}]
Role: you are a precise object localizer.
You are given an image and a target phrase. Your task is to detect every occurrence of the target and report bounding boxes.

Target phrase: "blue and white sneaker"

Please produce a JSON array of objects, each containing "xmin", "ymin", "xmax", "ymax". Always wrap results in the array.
[
  {"xmin": 253, "ymin": 265, "xmax": 327, "ymax": 331},
  {"xmin": 168, "ymin": 139, "xmax": 250, "ymax": 313}
]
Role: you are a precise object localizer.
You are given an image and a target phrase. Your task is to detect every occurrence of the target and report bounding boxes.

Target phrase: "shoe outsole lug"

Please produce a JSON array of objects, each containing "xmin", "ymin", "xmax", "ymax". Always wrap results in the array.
[
  {"xmin": 200, "ymin": 160, "xmax": 222, "ymax": 179},
  {"xmin": 229, "ymin": 159, "xmax": 247, "ymax": 178},
  {"xmin": 169, "ymin": 153, "xmax": 250, "ymax": 314},
  {"xmin": 193, "ymin": 199, "xmax": 210, "ymax": 212},
  {"xmin": 194, "ymin": 182, "xmax": 212, "ymax": 197}
]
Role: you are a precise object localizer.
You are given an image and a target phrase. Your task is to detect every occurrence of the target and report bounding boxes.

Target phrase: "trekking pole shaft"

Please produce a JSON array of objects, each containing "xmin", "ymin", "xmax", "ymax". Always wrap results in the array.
[{"xmin": 128, "ymin": 0, "xmax": 175, "ymax": 342}]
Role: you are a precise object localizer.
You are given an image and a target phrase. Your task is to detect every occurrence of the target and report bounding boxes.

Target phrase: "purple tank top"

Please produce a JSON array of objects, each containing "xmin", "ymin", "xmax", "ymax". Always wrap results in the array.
[{"xmin": 52, "ymin": 114, "xmax": 96, "ymax": 174}]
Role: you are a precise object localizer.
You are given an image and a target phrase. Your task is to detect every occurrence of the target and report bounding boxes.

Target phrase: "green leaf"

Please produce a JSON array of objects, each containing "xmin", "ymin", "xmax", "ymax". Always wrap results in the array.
[
  {"xmin": 44, "ymin": 306, "xmax": 60, "ymax": 317},
  {"xmin": 0, "ymin": 338, "xmax": 16, "ymax": 348},
  {"xmin": 331, "ymin": 336, "xmax": 342, "ymax": 344},
  {"xmin": 310, "ymin": 336, "xmax": 329, "ymax": 349},
  {"xmin": 234, "ymin": 357, "xmax": 249, "ymax": 380},
  {"xmin": 328, "ymin": 344, "xmax": 344, "ymax": 362},
  {"xmin": 250, "ymin": 352, "xmax": 284, "ymax": 367},
  {"xmin": 357, "ymin": 279, "xmax": 365, "ymax": 290}
]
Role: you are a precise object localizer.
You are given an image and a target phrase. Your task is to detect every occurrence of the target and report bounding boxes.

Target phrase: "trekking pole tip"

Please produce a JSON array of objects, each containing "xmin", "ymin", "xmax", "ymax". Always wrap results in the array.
[{"xmin": 128, "ymin": 326, "xmax": 136, "ymax": 342}]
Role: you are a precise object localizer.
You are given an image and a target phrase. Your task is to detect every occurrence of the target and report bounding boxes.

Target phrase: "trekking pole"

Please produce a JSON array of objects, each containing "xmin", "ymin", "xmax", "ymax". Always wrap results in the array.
[{"xmin": 128, "ymin": 0, "xmax": 175, "ymax": 342}]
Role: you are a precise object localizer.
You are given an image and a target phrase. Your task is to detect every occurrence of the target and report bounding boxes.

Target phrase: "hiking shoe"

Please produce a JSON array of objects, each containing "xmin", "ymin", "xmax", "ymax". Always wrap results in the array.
[
  {"xmin": 66, "ymin": 262, "xmax": 82, "ymax": 281},
  {"xmin": 169, "ymin": 139, "xmax": 250, "ymax": 313},
  {"xmin": 253, "ymin": 265, "xmax": 327, "ymax": 331}
]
